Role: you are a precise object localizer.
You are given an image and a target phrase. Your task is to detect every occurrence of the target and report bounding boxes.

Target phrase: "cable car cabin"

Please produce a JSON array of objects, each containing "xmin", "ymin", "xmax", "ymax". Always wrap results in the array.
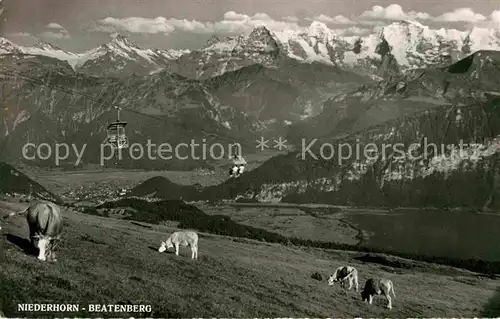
[{"xmin": 103, "ymin": 120, "xmax": 129, "ymax": 149}]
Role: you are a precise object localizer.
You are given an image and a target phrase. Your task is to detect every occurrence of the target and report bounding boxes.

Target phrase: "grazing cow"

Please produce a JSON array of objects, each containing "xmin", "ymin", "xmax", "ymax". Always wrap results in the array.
[
  {"xmin": 158, "ymin": 230, "xmax": 198, "ymax": 260},
  {"xmin": 1, "ymin": 200, "xmax": 63, "ymax": 261},
  {"xmin": 361, "ymin": 278, "xmax": 396, "ymax": 309},
  {"xmin": 328, "ymin": 266, "xmax": 359, "ymax": 294},
  {"xmin": 26, "ymin": 201, "xmax": 63, "ymax": 262}
]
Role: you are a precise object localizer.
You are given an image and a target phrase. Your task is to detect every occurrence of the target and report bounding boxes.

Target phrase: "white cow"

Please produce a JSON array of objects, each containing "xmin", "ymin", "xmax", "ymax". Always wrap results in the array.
[
  {"xmin": 26, "ymin": 201, "xmax": 63, "ymax": 261},
  {"xmin": 158, "ymin": 230, "xmax": 198, "ymax": 260},
  {"xmin": 361, "ymin": 278, "xmax": 396, "ymax": 309},
  {"xmin": 328, "ymin": 265, "xmax": 359, "ymax": 294},
  {"xmin": 0, "ymin": 309, "xmax": 5, "ymax": 318}
]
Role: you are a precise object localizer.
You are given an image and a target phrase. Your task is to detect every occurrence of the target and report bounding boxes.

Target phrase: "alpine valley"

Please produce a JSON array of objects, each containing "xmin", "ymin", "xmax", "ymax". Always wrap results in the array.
[{"xmin": 3, "ymin": 10, "xmax": 500, "ymax": 318}]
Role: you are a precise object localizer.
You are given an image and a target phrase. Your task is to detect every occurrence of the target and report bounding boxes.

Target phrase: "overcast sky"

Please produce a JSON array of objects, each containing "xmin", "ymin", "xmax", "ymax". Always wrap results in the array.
[{"xmin": 1, "ymin": 0, "xmax": 499, "ymax": 52}]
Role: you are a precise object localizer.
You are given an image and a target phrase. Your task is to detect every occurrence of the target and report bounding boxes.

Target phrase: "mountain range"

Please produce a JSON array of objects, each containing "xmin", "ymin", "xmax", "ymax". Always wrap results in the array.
[
  {"xmin": 2, "ymin": 21, "xmax": 500, "ymax": 79},
  {"xmin": 189, "ymin": 92, "xmax": 500, "ymax": 208},
  {"xmin": 1, "ymin": 20, "xmax": 500, "ymax": 170},
  {"xmin": 0, "ymin": 53, "xmax": 263, "ymax": 169},
  {"xmin": 287, "ymin": 49, "xmax": 500, "ymax": 144},
  {"xmin": 127, "ymin": 50, "xmax": 500, "ymax": 208}
]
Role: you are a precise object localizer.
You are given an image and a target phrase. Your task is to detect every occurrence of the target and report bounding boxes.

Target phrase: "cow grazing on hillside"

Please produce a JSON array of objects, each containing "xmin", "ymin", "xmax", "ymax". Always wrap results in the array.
[
  {"xmin": 26, "ymin": 201, "xmax": 63, "ymax": 261},
  {"xmin": 2, "ymin": 200, "xmax": 63, "ymax": 261},
  {"xmin": 328, "ymin": 265, "xmax": 359, "ymax": 294},
  {"xmin": 361, "ymin": 278, "xmax": 396, "ymax": 309},
  {"xmin": 159, "ymin": 230, "xmax": 198, "ymax": 260}
]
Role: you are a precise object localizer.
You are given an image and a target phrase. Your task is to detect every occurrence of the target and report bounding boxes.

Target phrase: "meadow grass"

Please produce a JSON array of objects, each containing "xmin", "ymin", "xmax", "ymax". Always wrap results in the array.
[{"xmin": 1, "ymin": 202, "xmax": 499, "ymax": 317}]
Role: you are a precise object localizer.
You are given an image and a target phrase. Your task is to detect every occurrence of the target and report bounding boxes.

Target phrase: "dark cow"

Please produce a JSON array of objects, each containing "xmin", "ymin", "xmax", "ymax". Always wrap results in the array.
[
  {"xmin": 361, "ymin": 278, "xmax": 396, "ymax": 309},
  {"xmin": 26, "ymin": 201, "xmax": 63, "ymax": 261}
]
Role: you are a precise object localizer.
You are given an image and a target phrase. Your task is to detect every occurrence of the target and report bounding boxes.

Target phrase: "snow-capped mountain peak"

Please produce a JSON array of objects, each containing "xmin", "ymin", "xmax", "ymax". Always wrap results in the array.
[
  {"xmin": 65, "ymin": 34, "xmax": 193, "ymax": 76},
  {"xmin": 246, "ymin": 25, "xmax": 281, "ymax": 53},
  {"xmin": 307, "ymin": 21, "xmax": 335, "ymax": 41},
  {"xmin": 105, "ymin": 33, "xmax": 140, "ymax": 51},
  {"xmin": 110, "ymin": 33, "xmax": 129, "ymax": 43},
  {"xmin": 339, "ymin": 20, "xmax": 471, "ymax": 72},
  {"xmin": 463, "ymin": 27, "xmax": 500, "ymax": 54},
  {"xmin": 22, "ymin": 41, "xmax": 82, "ymax": 68},
  {"xmin": 34, "ymin": 41, "xmax": 63, "ymax": 51},
  {"xmin": 269, "ymin": 21, "xmax": 340, "ymax": 65},
  {"xmin": 154, "ymin": 48, "xmax": 190, "ymax": 60},
  {"xmin": 89, "ymin": 34, "xmax": 144, "ymax": 57},
  {"xmin": 192, "ymin": 21, "xmax": 500, "ymax": 77},
  {"xmin": 377, "ymin": 20, "xmax": 442, "ymax": 66},
  {"xmin": 0, "ymin": 38, "xmax": 81, "ymax": 68},
  {"xmin": 203, "ymin": 35, "xmax": 222, "ymax": 49},
  {"xmin": 248, "ymin": 25, "xmax": 275, "ymax": 39},
  {"xmin": 0, "ymin": 37, "xmax": 22, "ymax": 54},
  {"xmin": 2, "ymin": 20, "xmax": 500, "ymax": 79}
]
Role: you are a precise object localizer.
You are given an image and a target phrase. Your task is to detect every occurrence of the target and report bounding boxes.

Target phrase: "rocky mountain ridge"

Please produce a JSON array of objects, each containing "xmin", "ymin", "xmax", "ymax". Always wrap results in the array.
[
  {"xmin": 2, "ymin": 21, "xmax": 500, "ymax": 79},
  {"xmin": 1, "ymin": 22, "xmax": 500, "ymax": 170},
  {"xmin": 148, "ymin": 51, "xmax": 500, "ymax": 206},
  {"xmin": 188, "ymin": 93, "xmax": 500, "ymax": 208},
  {"xmin": 286, "ymin": 49, "xmax": 500, "ymax": 144},
  {"xmin": 0, "ymin": 35, "xmax": 188, "ymax": 77},
  {"xmin": 202, "ymin": 59, "xmax": 372, "ymax": 130},
  {"xmin": 0, "ymin": 54, "xmax": 261, "ymax": 169},
  {"xmin": 0, "ymin": 40, "xmax": 373, "ymax": 164}
]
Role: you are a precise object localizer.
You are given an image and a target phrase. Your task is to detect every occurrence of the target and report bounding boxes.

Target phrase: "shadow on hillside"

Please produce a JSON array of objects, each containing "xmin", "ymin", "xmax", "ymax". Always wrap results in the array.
[
  {"xmin": 5, "ymin": 234, "xmax": 37, "ymax": 256},
  {"xmin": 353, "ymin": 254, "xmax": 414, "ymax": 269},
  {"xmin": 480, "ymin": 286, "xmax": 500, "ymax": 317},
  {"xmin": 130, "ymin": 221, "xmax": 153, "ymax": 229}
]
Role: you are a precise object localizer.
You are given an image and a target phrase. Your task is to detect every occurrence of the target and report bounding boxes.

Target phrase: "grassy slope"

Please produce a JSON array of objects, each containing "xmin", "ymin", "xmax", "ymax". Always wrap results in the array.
[{"xmin": 1, "ymin": 202, "xmax": 499, "ymax": 317}]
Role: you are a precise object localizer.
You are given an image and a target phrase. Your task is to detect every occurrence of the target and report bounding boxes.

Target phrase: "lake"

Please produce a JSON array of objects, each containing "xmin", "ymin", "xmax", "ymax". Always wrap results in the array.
[{"xmin": 346, "ymin": 208, "xmax": 500, "ymax": 261}]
